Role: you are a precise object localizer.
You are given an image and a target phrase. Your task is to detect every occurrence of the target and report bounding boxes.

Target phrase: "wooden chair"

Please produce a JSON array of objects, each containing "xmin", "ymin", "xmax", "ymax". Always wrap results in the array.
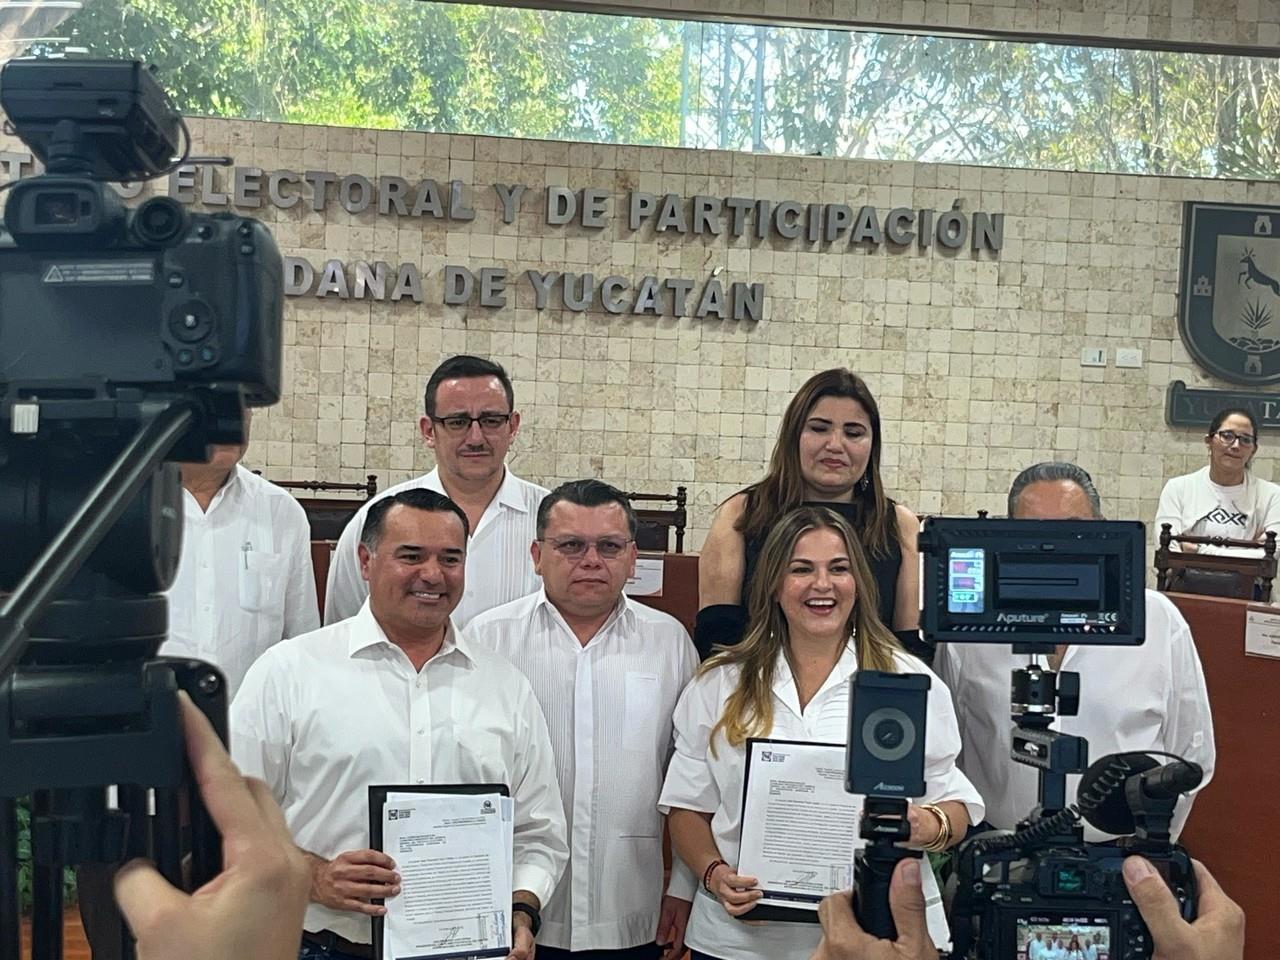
[
  {"xmin": 258, "ymin": 473, "xmax": 379, "ymax": 541},
  {"xmin": 626, "ymin": 486, "xmax": 688, "ymax": 553},
  {"xmin": 1154, "ymin": 523, "xmax": 1278, "ymax": 602}
]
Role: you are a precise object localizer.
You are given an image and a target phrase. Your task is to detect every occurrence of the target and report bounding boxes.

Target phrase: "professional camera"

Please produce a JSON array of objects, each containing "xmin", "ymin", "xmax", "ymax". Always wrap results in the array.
[
  {"xmin": 919, "ymin": 517, "xmax": 1201, "ymax": 960},
  {"xmin": 0, "ymin": 58, "xmax": 282, "ymax": 960}
]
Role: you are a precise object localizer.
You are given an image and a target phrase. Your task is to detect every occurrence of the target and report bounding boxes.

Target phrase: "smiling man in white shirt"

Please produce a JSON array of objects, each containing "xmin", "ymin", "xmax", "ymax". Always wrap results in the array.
[
  {"xmin": 232, "ymin": 487, "xmax": 568, "ymax": 960},
  {"xmin": 936, "ymin": 461, "xmax": 1216, "ymax": 841},
  {"xmin": 466, "ymin": 479, "xmax": 699, "ymax": 960},
  {"xmin": 324, "ymin": 355, "xmax": 546, "ymax": 628}
]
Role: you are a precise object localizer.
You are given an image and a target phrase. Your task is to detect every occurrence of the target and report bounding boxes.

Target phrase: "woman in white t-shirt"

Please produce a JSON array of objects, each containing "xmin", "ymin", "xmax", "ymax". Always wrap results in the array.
[
  {"xmin": 1155, "ymin": 407, "xmax": 1280, "ymax": 555},
  {"xmin": 658, "ymin": 506, "xmax": 984, "ymax": 960}
]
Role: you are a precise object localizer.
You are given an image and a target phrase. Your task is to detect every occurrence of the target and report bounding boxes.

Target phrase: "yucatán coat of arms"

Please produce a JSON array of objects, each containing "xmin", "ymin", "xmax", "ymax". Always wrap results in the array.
[{"xmin": 1179, "ymin": 201, "xmax": 1280, "ymax": 385}]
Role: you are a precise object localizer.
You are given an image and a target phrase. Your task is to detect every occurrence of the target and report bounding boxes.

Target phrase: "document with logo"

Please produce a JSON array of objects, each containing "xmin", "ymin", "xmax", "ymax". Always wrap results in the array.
[
  {"xmin": 738, "ymin": 738, "xmax": 858, "ymax": 916},
  {"xmin": 373, "ymin": 787, "xmax": 513, "ymax": 960},
  {"xmin": 737, "ymin": 740, "xmax": 950, "ymax": 949}
]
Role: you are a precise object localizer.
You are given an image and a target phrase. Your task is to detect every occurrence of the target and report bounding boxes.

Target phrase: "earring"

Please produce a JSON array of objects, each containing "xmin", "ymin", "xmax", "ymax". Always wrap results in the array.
[{"xmin": 859, "ymin": 472, "xmax": 871, "ymax": 493}]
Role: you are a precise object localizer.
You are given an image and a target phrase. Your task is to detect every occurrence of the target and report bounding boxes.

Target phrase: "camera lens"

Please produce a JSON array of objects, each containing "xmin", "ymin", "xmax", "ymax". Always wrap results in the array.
[
  {"xmin": 873, "ymin": 718, "xmax": 905, "ymax": 750},
  {"xmin": 133, "ymin": 196, "xmax": 188, "ymax": 245}
]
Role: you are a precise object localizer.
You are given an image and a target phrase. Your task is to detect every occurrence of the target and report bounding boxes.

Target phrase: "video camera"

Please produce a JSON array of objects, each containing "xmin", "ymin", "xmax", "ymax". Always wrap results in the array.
[
  {"xmin": 916, "ymin": 516, "xmax": 1199, "ymax": 960},
  {"xmin": 0, "ymin": 58, "xmax": 282, "ymax": 960}
]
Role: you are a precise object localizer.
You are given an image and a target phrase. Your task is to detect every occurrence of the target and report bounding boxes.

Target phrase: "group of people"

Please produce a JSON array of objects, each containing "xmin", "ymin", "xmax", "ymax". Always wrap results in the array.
[
  {"xmin": 98, "ymin": 356, "xmax": 1246, "ymax": 960},
  {"xmin": 1024, "ymin": 931, "xmax": 1104, "ymax": 960}
]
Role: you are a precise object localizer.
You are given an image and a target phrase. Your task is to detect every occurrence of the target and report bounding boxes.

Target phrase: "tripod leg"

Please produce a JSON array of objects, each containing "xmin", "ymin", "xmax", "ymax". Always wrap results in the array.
[
  {"xmin": 0, "ymin": 797, "xmax": 19, "ymax": 960},
  {"xmin": 30, "ymin": 792, "xmax": 64, "ymax": 960}
]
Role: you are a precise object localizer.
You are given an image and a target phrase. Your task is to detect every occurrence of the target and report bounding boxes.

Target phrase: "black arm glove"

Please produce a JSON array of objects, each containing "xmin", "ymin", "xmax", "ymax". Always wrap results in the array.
[{"xmin": 693, "ymin": 604, "xmax": 748, "ymax": 661}]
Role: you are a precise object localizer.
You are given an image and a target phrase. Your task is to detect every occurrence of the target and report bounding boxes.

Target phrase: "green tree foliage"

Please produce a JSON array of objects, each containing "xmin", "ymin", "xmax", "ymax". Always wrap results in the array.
[{"xmin": 33, "ymin": 0, "xmax": 1280, "ymax": 179}]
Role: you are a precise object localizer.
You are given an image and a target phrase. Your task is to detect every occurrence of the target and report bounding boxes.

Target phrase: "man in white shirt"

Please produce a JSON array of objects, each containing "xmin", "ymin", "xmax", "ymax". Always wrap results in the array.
[
  {"xmin": 467, "ymin": 479, "xmax": 699, "ymax": 960},
  {"xmin": 325, "ymin": 355, "xmax": 546, "ymax": 627},
  {"xmin": 936, "ymin": 462, "xmax": 1216, "ymax": 841},
  {"xmin": 1082, "ymin": 934, "xmax": 1100, "ymax": 960},
  {"xmin": 1027, "ymin": 931, "xmax": 1047, "ymax": 960},
  {"xmin": 232, "ymin": 487, "xmax": 568, "ymax": 960},
  {"xmin": 163, "ymin": 427, "xmax": 319, "ymax": 699}
]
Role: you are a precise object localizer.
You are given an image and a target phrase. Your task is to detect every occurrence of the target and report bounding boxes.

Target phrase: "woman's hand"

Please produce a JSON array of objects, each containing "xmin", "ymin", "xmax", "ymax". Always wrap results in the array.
[
  {"xmin": 706, "ymin": 863, "xmax": 764, "ymax": 918},
  {"xmin": 904, "ymin": 801, "xmax": 968, "ymax": 850}
]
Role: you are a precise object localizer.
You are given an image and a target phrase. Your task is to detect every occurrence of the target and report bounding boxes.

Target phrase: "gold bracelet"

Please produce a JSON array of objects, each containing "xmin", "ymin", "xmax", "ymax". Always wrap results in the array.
[{"xmin": 920, "ymin": 803, "xmax": 952, "ymax": 852}]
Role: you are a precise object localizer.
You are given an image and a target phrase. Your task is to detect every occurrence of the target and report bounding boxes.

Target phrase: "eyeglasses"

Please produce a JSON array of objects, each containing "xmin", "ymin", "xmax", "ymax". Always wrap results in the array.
[
  {"xmin": 430, "ymin": 413, "xmax": 512, "ymax": 434},
  {"xmin": 539, "ymin": 537, "xmax": 634, "ymax": 559},
  {"xmin": 1214, "ymin": 429, "xmax": 1257, "ymax": 448}
]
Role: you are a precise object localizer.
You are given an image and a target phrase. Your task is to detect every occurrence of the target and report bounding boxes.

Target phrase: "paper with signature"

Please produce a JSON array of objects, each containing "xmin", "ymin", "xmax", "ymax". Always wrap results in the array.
[{"xmin": 380, "ymin": 791, "xmax": 513, "ymax": 959}]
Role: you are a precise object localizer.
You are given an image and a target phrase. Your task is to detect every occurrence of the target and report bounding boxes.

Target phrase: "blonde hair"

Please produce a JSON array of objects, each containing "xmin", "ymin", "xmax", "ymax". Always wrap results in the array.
[{"xmin": 705, "ymin": 506, "xmax": 902, "ymax": 750}]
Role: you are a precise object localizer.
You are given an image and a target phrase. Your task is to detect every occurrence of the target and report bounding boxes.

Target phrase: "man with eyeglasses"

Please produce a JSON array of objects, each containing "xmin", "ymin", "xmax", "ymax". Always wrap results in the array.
[
  {"xmin": 1156, "ymin": 407, "xmax": 1280, "ymax": 557},
  {"xmin": 466, "ymin": 479, "xmax": 700, "ymax": 960},
  {"xmin": 325, "ymin": 355, "xmax": 547, "ymax": 627}
]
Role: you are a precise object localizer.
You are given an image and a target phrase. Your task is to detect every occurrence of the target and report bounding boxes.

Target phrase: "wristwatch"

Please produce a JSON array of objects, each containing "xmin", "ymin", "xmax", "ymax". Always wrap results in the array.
[{"xmin": 511, "ymin": 902, "xmax": 542, "ymax": 937}]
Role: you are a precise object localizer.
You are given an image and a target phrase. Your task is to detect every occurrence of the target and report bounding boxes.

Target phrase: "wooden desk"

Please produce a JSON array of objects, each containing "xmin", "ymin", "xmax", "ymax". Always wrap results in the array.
[
  {"xmin": 628, "ymin": 553, "xmax": 699, "ymax": 635},
  {"xmin": 1169, "ymin": 593, "xmax": 1278, "ymax": 959}
]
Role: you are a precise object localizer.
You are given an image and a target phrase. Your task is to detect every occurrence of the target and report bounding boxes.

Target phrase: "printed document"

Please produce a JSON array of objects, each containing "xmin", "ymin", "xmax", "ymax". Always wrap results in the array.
[{"xmin": 380, "ymin": 791, "xmax": 513, "ymax": 959}]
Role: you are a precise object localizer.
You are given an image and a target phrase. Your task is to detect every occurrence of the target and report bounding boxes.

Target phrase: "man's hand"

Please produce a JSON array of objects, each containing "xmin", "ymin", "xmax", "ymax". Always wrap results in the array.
[
  {"xmin": 308, "ymin": 848, "xmax": 400, "ymax": 916},
  {"xmin": 113, "ymin": 692, "xmax": 310, "ymax": 960},
  {"xmin": 812, "ymin": 859, "xmax": 938, "ymax": 960},
  {"xmin": 508, "ymin": 915, "xmax": 536, "ymax": 960},
  {"xmin": 656, "ymin": 894, "xmax": 692, "ymax": 959},
  {"xmin": 1123, "ymin": 856, "xmax": 1244, "ymax": 960},
  {"xmin": 706, "ymin": 863, "xmax": 763, "ymax": 918}
]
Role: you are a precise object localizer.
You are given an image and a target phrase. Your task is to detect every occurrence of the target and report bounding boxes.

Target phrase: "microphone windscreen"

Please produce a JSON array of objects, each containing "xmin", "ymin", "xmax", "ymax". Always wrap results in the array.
[{"xmin": 1075, "ymin": 752, "xmax": 1159, "ymax": 835}]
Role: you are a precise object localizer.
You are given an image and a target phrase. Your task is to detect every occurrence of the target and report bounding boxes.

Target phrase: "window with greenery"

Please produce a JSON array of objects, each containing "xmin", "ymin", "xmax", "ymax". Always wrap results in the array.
[{"xmin": 22, "ymin": 0, "xmax": 1280, "ymax": 179}]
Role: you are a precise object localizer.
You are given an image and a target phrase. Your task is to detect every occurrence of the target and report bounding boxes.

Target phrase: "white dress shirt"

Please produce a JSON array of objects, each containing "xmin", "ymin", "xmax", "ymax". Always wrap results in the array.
[
  {"xmin": 466, "ymin": 590, "xmax": 700, "ymax": 951},
  {"xmin": 161, "ymin": 464, "xmax": 318, "ymax": 699},
  {"xmin": 324, "ymin": 467, "xmax": 547, "ymax": 628},
  {"xmin": 657, "ymin": 644, "xmax": 984, "ymax": 960},
  {"xmin": 935, "ymin": 589, "xmax": 1216, "ymax": 841},
  {"xmin": 230, "ymin": 602, "xmax": 569, "ymax": 946}
]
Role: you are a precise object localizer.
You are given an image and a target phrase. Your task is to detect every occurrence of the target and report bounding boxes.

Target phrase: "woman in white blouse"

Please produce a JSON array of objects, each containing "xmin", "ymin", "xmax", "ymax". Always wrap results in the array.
[{"xmin": 658, "ymin": 506, "xmax": 984, "ymax": 960}]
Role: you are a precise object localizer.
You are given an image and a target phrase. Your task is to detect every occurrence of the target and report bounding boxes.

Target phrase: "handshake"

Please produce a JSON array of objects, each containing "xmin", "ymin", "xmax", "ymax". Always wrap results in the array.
[
  {"xmin": 117, "ymin": 698, "xmax": 1243, "ymax": 960},
  {"xmin": 810, "ymin": 857, "xmax": 1244, "ymax": 960}
]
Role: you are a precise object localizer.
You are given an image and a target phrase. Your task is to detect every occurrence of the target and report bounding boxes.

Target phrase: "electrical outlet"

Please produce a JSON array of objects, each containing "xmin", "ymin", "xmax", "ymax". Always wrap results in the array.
[
  {"xmin": 1080, "ymin": 347, "xmax": 1106, "ymax": 367},
  {"xmin": 1115, "ymin": 348, "xmax": 1143, "ymax": 368}
]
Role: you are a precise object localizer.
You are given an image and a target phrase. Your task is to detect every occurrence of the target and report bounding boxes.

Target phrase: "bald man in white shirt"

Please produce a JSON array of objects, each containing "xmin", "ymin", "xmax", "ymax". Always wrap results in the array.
[
  {"xmin": 325, "ymin": 355, "xmax": 546, "ymax": 628},
  {"xmin": 467, "ymin": 479, "xmax": 698, "ymax": 960},
  {"xmin": 233, "ymin": 487, "xmax": 567, "ymax": 960},
  {"xmin": 936, "ymin": 462, "xmax": 1216, "ymax": 841}
]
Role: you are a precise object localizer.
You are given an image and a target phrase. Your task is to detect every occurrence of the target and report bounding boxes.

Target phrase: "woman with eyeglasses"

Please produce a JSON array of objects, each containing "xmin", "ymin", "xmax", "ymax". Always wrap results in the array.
[
  {"xmin": 659, "ymin": 506, "xmax": 982, "ymax": 960},
  {"xmin": 1155, "ymin": 407, "xmax": 1280, "ymax": 555},
  {"xmin": 695, "ymin": 369, "xmax": 923, "ymax": 661}
]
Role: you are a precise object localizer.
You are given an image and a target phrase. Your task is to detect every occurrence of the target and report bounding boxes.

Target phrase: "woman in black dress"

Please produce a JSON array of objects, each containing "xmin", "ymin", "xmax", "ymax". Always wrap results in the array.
[{"xmin": 695, "ymin": 368, "xmax": 921, "ymax": 659}]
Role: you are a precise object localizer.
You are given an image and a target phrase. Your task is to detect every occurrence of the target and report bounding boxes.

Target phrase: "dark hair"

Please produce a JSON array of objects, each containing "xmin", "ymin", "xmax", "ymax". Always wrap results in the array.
[
  {"xmin": 423, "ymin": 355, "xmax": 515, "ymax": 417},
  {"xmin": 1208, "ymin": 407, "xmax": 1259, "ymax": 443},
  {"xmin": 536, "ymin": 479, "xmax": 638, "ymax": 539},
  {"xmin": 360, "ymin": 488, "xmax": 470, "ymax": 548},
  {"xmin": 1007, "ymin": 462, "xmax": 1104, "ymax": 518},
  {"xmin": 737, "ymin": 368, "xmax": 896, "ymax": 558}
]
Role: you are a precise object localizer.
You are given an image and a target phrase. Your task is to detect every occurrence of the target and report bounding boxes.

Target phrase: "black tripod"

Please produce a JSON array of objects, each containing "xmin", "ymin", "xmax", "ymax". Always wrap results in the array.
[
  {"xmin": 0, "ymin": 395, "xmax": 235, "ymax": 960},
  {"xmin": 853, "ymin": 796, "xmax": 921, "ymax": 940}
]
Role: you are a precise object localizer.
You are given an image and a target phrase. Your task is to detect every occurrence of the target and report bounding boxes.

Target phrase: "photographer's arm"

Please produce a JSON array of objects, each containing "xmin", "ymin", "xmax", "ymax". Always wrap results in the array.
[{"xmin": 667, "ymin": 807, "xmax": 762, "ymax": 917}]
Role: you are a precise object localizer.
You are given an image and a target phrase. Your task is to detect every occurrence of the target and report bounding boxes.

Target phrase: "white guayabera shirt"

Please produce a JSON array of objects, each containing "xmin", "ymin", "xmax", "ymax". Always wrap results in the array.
[
  {"xmin": 230, "ymin": 602, "xmax": 570, "ymax": 946},
  {"xmin": 467, "ymin": 590, "xmax": 700, "ymax": 951},
  {"xmin": 936, "ymin": 589, "xmax": 1216, "ymax": 842},
  {"xmin": 162, "ymin": 464, "xmax": 319, "ymax": 699}
]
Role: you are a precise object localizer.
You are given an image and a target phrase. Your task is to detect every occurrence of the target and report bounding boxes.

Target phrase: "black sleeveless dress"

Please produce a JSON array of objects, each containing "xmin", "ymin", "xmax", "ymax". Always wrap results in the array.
[{"xmin": 740, "ymin": 499, "xmax": 902, "ymax": 629}]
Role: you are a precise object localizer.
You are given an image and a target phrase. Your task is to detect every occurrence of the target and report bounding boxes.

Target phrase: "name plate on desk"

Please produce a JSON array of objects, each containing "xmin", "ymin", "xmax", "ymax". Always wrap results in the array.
[
  {"xmin": 1245, "ymin": 605, "xmax": 1280, "ymax": 660},
  {"xmin": 624, "ymin": 555, "xmax": 665, "ymax": 597}
]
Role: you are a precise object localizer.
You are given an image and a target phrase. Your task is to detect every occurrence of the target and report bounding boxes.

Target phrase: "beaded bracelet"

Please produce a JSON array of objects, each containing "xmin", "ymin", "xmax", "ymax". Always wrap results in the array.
[{"xmin": 702, "ymin": 858, "xmax": 728, "ymax": 893}]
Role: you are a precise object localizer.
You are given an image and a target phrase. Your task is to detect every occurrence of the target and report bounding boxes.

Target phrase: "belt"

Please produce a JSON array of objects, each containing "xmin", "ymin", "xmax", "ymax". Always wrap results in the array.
[{"xmin": 301, "ymin": 928, "xmax": 375, "ymax": 960}]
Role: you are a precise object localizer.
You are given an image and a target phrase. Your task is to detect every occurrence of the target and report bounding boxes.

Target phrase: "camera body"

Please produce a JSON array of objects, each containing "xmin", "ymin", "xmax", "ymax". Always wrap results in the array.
[
  {"xmin": 961, "ymin": 841, "xmax": 1196, "ymax": 960},
  {"xmin": 0, "ymin": 189, "xmax": 283, "ymax": 408}
]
